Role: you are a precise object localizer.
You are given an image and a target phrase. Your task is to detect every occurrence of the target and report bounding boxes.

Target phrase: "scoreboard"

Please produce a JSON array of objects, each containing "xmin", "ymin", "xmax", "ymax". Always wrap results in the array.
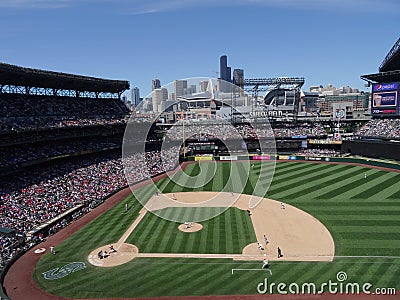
[{"xmin": 371, "ymin": 82, "xmax": 399, "ymax": 117}]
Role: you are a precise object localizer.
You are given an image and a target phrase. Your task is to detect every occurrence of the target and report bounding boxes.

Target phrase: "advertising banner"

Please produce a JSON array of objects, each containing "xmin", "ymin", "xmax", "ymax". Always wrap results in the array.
[
  {"xmin": 371, "ymin": 82, "xmax": 399, "ymax": 116},
  {"xmin": 373, "ymin": 83, "xmax": 398, "ymax": 92},
  {"xmin": 194, "ymin": 156, "xmax": 213, "ymax": 161},
  {"xmin": 253, "ymin": 155, "xmax": 271, "ymax": 160},
  {"xmin": 372, "ymin": 91, "xmax": 397, "ymax": 107},
  {"xmin": 219, "ymin": 156, "xmax": 238, "ymax": 161}
]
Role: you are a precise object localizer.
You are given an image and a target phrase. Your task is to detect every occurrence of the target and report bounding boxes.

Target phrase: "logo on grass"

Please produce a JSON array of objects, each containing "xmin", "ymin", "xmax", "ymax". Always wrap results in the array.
[
  {"xmin": 122, "ymin": 77, "xmax": 276, "ymax": 223},
  {"xmin": 43, "ymin": 262, "xmax": 86, "ymax": 280}
]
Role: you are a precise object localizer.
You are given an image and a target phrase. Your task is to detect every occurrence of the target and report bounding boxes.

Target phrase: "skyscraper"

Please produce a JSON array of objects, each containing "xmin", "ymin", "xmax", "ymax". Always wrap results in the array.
[
  {"xmin": 226, "ymin": 67, "xmax": 231, "ymax": 83},
  {"xmin": 151, "ymin": 88, "xmax": 168, "ymax": 113},
  {"xmin": 131, "ymin": 87, "xmax": 141, "ymax": 106},
  {"xmin": 152, "ymin": 78, "xmax": 161, "ymax": 91},
  {"xmin": 233, "ymin": 69, "xmax": 244, "ymax": 96},
  {"xmin": 233, "ymin": 69, "xmax": 244, "ymax": 86},
  {"xmin": 174, "ymin": 80, "xmax": 188, "ymax": 99},
  {"xmin": 219, "ymin": 55, "xmax": 232, "ymax": 92},
  {"xmin": 220, "ymin": 55, "xmax": 228, "ymax": 81}
]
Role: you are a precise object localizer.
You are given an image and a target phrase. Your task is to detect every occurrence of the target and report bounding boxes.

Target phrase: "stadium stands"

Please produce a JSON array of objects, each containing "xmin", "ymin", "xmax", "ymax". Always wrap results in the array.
[
  {"xmin": 354, "ymin": 119, "xmax": 400, "ymax": 139},
  {"xmin": 0, "ymin": 93, "xmax": 129, "ymax": 132},
  {"xmin": 163, "ymin": 121, "xmax": 327, "ymax": 141},
  {"xmin": 0, "ymin": 63, "xmax": 134, "ymax": 270},
  {"xmin": 0, "ymin": 64, "xmax": 187, "ymax": 271}
]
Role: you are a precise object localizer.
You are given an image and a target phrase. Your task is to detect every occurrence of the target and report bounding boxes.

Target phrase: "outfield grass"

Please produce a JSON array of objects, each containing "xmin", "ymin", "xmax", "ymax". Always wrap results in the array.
[{"xmin": 33, "ymin": 161, "xmax": 400, "ymax": 298}]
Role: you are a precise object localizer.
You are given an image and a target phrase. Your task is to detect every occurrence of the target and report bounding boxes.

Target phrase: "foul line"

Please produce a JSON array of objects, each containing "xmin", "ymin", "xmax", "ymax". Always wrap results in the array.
[{"xmin": 116, "ymin": 207, "xmax": 147, "ymax": 250}]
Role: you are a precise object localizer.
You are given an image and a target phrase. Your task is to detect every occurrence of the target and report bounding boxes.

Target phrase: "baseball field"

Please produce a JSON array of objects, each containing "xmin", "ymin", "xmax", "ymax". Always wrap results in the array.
[{"xmin": 20, "ymin": 161, "xmax": 400, "ymax": 298}]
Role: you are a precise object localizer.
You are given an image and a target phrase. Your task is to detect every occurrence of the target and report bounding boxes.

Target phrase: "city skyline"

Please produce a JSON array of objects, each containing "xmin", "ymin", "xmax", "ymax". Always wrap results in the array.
[{"xmin": 0, "ymin": 0, "xmax": 399, "ymax": 99}]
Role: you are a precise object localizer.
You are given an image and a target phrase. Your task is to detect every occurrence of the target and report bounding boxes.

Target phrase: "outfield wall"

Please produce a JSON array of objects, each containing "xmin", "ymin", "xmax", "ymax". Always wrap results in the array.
[
  {"xmin": 342, "ymin": 139, "xmax": 400, "ymax": 161},
  {"xmin": 187, "ymin": 154, "xmax": 400, "ymax": 171}
]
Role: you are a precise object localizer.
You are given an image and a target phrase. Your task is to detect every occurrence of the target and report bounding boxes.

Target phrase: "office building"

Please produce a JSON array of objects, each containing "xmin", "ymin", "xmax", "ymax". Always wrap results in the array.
[
  {"xmin": 152, "ymin": 78, "xmax": 161, "ymax": 91},
  {"xmin": 174, "ymin": 80, "xmax": 188, "ymax": 99},
  {"xmin": 152, "ymin": 88, "xmax": 168, "ymax": 113},
  {"xmin": 131, "ymin": 87, "xmax": 141, "ymax": 106}
]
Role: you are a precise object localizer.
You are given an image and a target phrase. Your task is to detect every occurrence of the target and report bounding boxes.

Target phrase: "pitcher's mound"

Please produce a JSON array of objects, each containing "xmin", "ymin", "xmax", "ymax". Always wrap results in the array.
[
  {"xmin": 178, "ymin": 222, "xmax": 203, "ymax": 233},
  {"xmin": 88, "ymin": 243, "xmax": 138, "ymax": 267}
]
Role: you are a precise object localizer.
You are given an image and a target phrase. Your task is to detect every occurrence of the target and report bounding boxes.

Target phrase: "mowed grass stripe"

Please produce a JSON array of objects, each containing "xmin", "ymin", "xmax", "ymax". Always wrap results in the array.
[
  {"xmin": 268, "ymin": 163, "xmax": 332, "ymax": 188},
  {"xmin": 387, "ymin": 186, "xmax": 400, "ymax": 199},
  {"xmin": 255, "ymin": 161, "xmax": 276, "ymax": 180},
  {"xmin": 169, "ymin": 168, "xmax": 194, "ymax": 192},
  {"xmin": 220, "ymin": 263, "xmax": 264, "ymax": 295},
  {"xmin": 218, "ymin": 210, "xmax": 226, "ymax": 253},
  {"xmin": 322, "ymin": 215, "xmax": 400, "ymax": 222},
  {"xmin": 230, "ymin": 162, "xmax": 248, "ymax": 194},
  {"xmin": 267, "ymin": 164, "xmax": 359, "ymax": 198},
  {"xmin": 183, "ymin": 163, "xmax": 202, "ymax": 188},
  {"xmin": 144, "ymin": 212, "xmax": 176, "ymax": 252},
  {"xmin": 296, "ymin": 261, "xmax": 332, "ymax": 285},
  {"xmin": 212, "ymin": 161, "xmax": 225, "ymax": 191},
  {"xmin": 271, "ymin": 163, "xmax": 338, "ymax": 186},
  {"xmin": 127, "ymin": 213, "xmax": 163, "ymax": 251},
  {"xmin": 334, "ymin": 226, "xmax": 400, "ymax": 235},
  {"xmin": 340, "ymin": 239, "xmax": 400, "ymax": 248},
  {"xmin": 246, "ymin": 162, "xmax": 274, "ymax": 197},
  {"xmin": 316, "ymin": 210, "xmax": 400, "ymax": 217},
  {"xmin": 350, "ymin": 172, "xmax": 400, "ymax": 199},
  {"xmin": 289, "ymin": 166, "xmax": 374, "ymax": 203},
  {"xmin": 272, "ymin": 162, "xmax": 322, "ymax": 178},
  {"xmin": 175, "ymin": 260, "xmax": 236, "ymax": 296},
  {"xmin": 298, "ymin": 200, "xmax": 400, "ymax": 207},
  {"xmin": 224, "ymin": 208, "xmax": 233, "ymax": 254},
  {"xmin": 375, "ymin": 261, "xmax": 400, "ymax": 288},
  {"xmin": 195, "ymin": 263, "xmax": 241, "ymax": 295},
  {"xmin": 148, "ymin": 264, "xmax": 197, "ymax": 297},
  {"xmin": 115, "ymin": 260, "xmax": 191, "ymax": 297},
  {"xmin": 123, "ymin": 261, "xmax": 176, "ymax": 296},
  {"xmin": 318, "ymin": 170, "xmax": 388, "ymax": 199},
  {"xmin": 340, "ymin": 231, "xmax": 400, "ymax": 240},
  {"xmin": 193, "ymin": 162, "xmax": 217, "ymax": 191}
]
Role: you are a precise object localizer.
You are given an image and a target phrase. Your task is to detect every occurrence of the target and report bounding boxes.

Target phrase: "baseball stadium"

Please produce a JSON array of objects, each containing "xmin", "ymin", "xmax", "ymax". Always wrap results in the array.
[{"xmin": 1, "ymin": 38, "xmax": 400, "ymax": 300}]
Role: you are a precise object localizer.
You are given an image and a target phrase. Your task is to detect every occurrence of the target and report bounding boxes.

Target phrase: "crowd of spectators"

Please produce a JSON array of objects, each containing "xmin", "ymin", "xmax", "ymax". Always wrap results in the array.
[
  {"xmin": 0, "ymin": 147, "xmax": 180, "ymax": 271},
  {"xmin": 0, "ymin": 233, "xmax": 24, "ymax": 271},
  {"xmin": 296, "ymin": 148, "xmax": 341, "ymax": 157},
  {"xmin": 164, "ymin": 121, "xmax": 327, "ymax": 141},
  {"xmin": 0, "ymin": 93, "xmax": 129, "ymax": 132},
  {"xmin": 354, "ymin": 119, "xmax": 400, "ymax": 139},
  {"xmin": 1, "ymin": 137, "xmax": 122, "ymax": 169},
  {"xmin": 272, "ymin": 123, "xmax": 326, "ymax": 138},
  {"xmin": 0, "ymin": 117, "xmax": 127, "ymax": 132}
]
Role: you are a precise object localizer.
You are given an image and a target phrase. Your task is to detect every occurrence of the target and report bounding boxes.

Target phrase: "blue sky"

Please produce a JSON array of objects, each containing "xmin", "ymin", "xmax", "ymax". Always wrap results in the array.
[{"xmin": 0, "ymin": 0, "xmax": 399, "ymax": 99}]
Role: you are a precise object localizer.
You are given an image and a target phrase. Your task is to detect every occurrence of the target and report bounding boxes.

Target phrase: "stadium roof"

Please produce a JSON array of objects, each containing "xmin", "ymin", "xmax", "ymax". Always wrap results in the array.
[
  {"xmin": 360, "ymin": 70, "xmax": 400, "ymax": 84},
  {"xmin": 379, "ymin": 37, "xmax": 400, "ymax": 72},
  {"xmin": 0, "ymin": 62, "xmax": 130, "ymax": 93}
]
